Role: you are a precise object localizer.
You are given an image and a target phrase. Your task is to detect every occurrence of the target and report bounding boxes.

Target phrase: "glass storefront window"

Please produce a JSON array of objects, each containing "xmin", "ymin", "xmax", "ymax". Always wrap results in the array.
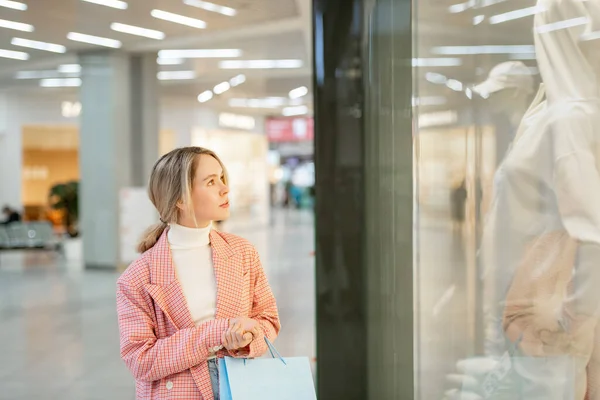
[
  {"xmin": 413, "ymin": 0, "xmax": 600, "ymax": 399},
  {"xmin": 315, "ymin": 0, "xmax": 600, "ymax": 397}
]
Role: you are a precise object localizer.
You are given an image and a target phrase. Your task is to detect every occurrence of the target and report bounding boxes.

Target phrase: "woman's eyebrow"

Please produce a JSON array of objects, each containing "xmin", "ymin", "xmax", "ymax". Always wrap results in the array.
[{"xmin": 202, "ymin": 171, "xmax": 224, "ymax": 181}]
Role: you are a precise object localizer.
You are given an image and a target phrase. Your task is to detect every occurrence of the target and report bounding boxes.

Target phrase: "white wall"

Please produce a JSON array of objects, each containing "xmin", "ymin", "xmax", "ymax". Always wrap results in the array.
[
  {"xmin": 0, "ymin": 92, "xmax": 266, "ymax": 210},
  {"xmin": 0, "ymin": 90, "xmax": 79, "ymax": 210}
]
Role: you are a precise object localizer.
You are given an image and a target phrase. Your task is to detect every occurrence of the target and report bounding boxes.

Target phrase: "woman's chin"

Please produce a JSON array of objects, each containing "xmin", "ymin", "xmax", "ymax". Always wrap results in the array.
[{"xmin": 217, "ymin": 210, "xmax": 231, "ymax": 220}]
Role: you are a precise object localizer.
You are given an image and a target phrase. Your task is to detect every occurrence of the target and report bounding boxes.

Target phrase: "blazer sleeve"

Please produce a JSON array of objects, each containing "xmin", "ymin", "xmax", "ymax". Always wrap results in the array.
[
  {"xmin": 229, "ymin": 248, "xmax": 281, "ymax": 358},
  {"xmin": 117, "ymin": 279, "xmax": 229, "ymax": 382}
]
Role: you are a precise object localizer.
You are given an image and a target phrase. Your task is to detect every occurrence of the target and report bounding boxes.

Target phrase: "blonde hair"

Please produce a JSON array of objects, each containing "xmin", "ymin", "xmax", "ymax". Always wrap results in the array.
[{"xmin": 137, "ymin": 146, "xmax": 228, "ymax": 253}]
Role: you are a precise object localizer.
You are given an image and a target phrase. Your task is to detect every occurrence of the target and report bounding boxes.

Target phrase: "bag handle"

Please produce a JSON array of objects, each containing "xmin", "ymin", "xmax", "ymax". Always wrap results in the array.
[{"xmin": 265, "ymin": 337, "xmax": 287, "ymax": 365}]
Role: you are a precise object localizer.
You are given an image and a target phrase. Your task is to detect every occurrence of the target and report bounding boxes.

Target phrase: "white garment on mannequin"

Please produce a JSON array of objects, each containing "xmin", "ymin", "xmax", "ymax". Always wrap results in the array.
[{"xmin": 479, "ymin": 0, "xmax": 600, "ymax": 398}]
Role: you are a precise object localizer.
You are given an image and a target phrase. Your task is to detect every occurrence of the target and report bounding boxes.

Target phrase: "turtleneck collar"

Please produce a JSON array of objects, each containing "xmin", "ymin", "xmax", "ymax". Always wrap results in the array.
[{"xmin": 167, "ymin": 222, "xmax": 211, "ymax": 249}]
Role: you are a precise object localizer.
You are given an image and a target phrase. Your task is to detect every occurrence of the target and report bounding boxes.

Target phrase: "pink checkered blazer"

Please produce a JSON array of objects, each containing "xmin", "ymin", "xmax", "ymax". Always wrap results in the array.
[{"xmin": 116, "ymin": 228, "xmax": 280, "ymax": 400}]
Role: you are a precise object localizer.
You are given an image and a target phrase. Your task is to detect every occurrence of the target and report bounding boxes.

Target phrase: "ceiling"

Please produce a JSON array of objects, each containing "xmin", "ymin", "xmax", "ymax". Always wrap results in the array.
[
  {"xmin": 0, "ymin": 0, "xmax": 549, "ymax": 117},
  {"xmin": 0, "ymin": 0, "xmax": 312, "ymax": 116}
]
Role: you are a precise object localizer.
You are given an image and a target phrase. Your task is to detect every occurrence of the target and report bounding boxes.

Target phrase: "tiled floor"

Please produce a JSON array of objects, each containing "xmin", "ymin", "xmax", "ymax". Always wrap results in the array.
[{"xmin": 0, "ymin": 208, "xmax": 316, "ymax": 400}]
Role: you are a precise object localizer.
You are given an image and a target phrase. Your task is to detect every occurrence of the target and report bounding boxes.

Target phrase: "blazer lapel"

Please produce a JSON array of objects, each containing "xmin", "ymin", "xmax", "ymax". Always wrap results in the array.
[
  {"xmin": 144, "ymin": 229, "xmax": 195, "ymax": 330},
  {"xmin": 209, "ymin": 230, "xmax": 243, "ymax": 320}
]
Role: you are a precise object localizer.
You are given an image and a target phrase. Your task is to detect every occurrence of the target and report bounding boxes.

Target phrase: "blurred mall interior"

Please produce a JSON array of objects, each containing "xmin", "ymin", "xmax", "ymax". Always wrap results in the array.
[{"xmin": 1, "ymin": 0, "xmax": 599, "ymax": 399}]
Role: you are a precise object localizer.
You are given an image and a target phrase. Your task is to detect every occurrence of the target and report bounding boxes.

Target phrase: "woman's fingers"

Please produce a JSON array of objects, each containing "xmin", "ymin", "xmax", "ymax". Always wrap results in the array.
[
  {"xmin": 233, "ymin": 327, "xmax": 245, "ymax": 348},
  {"xmin": 222, "ymin": 331, "xmax": 230, "ymax": 350},
  {"xmin": 226, "ymin": 328, "xmax": 237, "ymax": 348},
  {"xmin": 226, "ymin": 322, "xmax": 241, "ymax": 348},
  {"xmin": 250, "ymin": 326, "xmax": 261, "ymax": 338},
  {"xmin": 222, "ymin": 321, "xmax": 257, "ymax": 350}
]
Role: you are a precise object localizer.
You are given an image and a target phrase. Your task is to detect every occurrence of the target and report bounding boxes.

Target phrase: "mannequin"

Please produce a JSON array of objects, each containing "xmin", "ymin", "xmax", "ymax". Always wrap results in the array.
[
  {"xmin": 444, "ymin": 0, "xmax": 600, "ymax": 398},
  {"xmin": 486, "ymin": 87, "xmax": 532, "ymax": 128},
  {"xmin": 473, "ymin": 61, "xmax": 535, "ymax": 165}
]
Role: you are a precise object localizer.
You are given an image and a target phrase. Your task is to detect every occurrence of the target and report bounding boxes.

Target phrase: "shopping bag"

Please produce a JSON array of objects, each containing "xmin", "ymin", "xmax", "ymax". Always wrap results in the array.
[{"xmin": 218, "ymin": 337, "xmax": 317, "ymax": 400}]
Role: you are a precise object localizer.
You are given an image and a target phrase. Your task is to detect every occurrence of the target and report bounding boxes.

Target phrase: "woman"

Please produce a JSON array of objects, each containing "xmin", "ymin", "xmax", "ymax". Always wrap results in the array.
[{"xmin": 116, "ymin": 147, "xmax": 280, "ymax": 400}]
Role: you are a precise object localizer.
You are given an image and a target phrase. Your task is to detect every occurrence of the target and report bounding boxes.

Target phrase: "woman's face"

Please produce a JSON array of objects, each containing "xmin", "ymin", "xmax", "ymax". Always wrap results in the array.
[{"xmin": 179, "ymin": 154, "xmax": 230, "ymax": 227}]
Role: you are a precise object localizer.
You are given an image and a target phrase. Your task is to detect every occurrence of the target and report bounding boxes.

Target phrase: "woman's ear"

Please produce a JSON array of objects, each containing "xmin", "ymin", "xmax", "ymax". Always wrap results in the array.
[{"xmin": 175, "ymin": 200, "xmax": 185, "ymax": 211}]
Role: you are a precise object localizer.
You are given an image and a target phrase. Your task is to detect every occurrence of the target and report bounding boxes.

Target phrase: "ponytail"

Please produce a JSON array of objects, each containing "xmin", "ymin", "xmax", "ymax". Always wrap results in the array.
[{"xmin": 137, "ymin": 222, "xmax": 168, "ymax": 253}]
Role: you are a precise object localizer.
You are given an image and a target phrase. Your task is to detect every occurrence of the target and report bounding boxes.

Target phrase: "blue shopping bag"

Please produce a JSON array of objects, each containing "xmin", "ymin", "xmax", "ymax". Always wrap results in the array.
[{"xmin": 219, "ymin": 337, "xmax": 317, "ymax": 400}]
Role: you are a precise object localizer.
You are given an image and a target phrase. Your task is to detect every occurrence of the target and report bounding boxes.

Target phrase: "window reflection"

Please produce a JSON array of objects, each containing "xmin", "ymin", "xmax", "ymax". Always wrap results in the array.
[{"xmin": 415, "ymin": 0, "xmax": 600, "ymax": 398}]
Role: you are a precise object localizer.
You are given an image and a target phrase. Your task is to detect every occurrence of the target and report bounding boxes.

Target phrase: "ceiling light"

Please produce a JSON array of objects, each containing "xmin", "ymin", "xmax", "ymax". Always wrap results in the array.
[
  {"xmin": 81, "ymin": 0, "xmax": 127, "ymax": 9},
  {"xmin": 213, "ymin": 81, "xmax": 231, "ymax": 94},
  {"xmin": 40, "ymin": 78, "xmax": 82, "ymax": 88},
  {"xmin": 183, "ymin": 0, "xmax": 236, "ymax": 16},
  {"xmin": 0, "ymin": 0, "xmax": 27, "ymax": 10},
  {"xmin": 0, "ymin": 18, "xmax": 33, "ymax": 32},
  {"xmin": 219, "ymin": 60, "xmax": 303, "ymax": 69},
  {"xmin": 412, "ymin": 58, "xmax": 462, "ymax": 67},
  {"xmin": 509, "ymin": 53, "xmax": 536, "ymax": 60},
  {"xmin": 419, "ymin": 111, "xmax": 458, "ymax": 128},
  {"xmin": 473, "ymin": 15, "xmax": 485, "ymax": 25},
  {"xmin": 412, "ymin": 96, "xmax": 448, "ymax": 106},
  {"xmin": 479, "ymin": 0, "xmax": 508, "ymax": 7},
  {"xmin": 11, "ymin": 38, "xmax": 66, "ymax": 53},
  {"xmin": 582, "ymin": 31, "xmax": 600, "ymax": 42},
  {"xmin": 229, "ymin": 97, "xmax": 288, "ymax": 108},
  {"xmin": 432, "ymin": 45, "xmax": 536, "ymax": 55},
  {"xmin": 0, "ymin": 48, "xmax": 28, "ymax": 60},
  {"xmin": 536, "ymin": 17, "xmax": 588, "ymax": 33},
  {"xmin": 157, "ymin": 57, "xmax": 184, "ymax": 65},
  {"xmin": 489, "ymin": 6, "xmax": 544, "ymax": 24},
  {"xmin": 448, "ymin": 1, "xmax": 474, "ymax": 13},
  {"xmin": 219, "ymin": 113, "xmax": 255, "ymax": 130},
  {"xmin": 58, "ymin": 64, "xmax": 81, "ymax": 73},
  {"xmin": 465, "ymin": 88, "xmax": 473, "ymax": 99},
  {"xmin": 289, "ymin": 86, "xmax": 308, "ymax": 99},
  {"xmin": 151, "ymin": 9, "xmax": 206, "ymax": 29},
  {"xmin": 446, "ymin": 79, "xmax": 463, "ymax": 92},
  {"xmin": 158, "ymin": 49, "xmax": 241, "ymax": 58},
  {"xmin": 425, "ymin": 72, "xmax": 448, "ymax": 84},
  {"xmin": 289, "ymin": 98, "xmax": 305, "ymax": 106},
  {"xmin": 157, "ymin": 70, "xmax": 195, "ymax": 80},
  {"xmin": 15, "ymin": 70, "xmax": 58, "ymax": 79},
  {"xmin": 229, "ymin": 74, "xmax": 246, "ymax": 86},
  {"xmin": 198, "ymin": 90, "xmax": 214, "ymax": 103},
  {"xmin": 449, "ymin": 0, "xmax": 507, "ymax": 13},
  {"xmin": 67, "ymin": 32, "xmax": 122, "ymax": 48},
  {"xmin": 282, "ymin": 105, "xmax": 309, "ymax": 116},
  {"xmin": 111, "ymin": 23, "xmax": 165, "ymax": 40}
]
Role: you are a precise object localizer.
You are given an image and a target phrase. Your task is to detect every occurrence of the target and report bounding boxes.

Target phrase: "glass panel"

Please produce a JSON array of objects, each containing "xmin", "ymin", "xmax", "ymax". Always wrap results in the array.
[
  {"xmin": 362, "ymin": 0, "xmax": 414, "ymax": 398},
  {"xmin": 414, "ymin": 0, "xmax": 600, "ymax": 399}
]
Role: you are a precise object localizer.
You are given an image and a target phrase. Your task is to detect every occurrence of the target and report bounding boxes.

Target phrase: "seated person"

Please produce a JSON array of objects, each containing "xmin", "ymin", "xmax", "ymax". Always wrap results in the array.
[{"xmin": 2, "ymin": 206, "xmax": 21, "ymax": 225}]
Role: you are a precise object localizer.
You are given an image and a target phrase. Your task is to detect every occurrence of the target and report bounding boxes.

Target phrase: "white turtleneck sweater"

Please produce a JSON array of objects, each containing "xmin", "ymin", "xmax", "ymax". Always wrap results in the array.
[{"xmin": 167, "ymin": 223, "xmax": 217, "ymax": 327}]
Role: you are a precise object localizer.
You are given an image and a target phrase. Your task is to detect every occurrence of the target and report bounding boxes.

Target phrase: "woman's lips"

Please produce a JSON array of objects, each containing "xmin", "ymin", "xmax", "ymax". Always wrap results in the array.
[{"xmin": 220, "ymin": 201, "xmax": 230, "ymax": 208}]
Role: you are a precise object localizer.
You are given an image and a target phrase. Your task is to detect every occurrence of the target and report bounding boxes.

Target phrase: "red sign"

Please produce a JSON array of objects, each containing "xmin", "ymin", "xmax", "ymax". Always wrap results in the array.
[{"xmin": 266, "ymin": 117, "xmax": 314, "ymax": 142}]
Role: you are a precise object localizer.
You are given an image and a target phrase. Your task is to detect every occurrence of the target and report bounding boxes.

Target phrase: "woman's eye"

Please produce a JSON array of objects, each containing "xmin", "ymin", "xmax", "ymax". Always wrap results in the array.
[{"xmin": 208, "ymin": 180, "xmax": 214, "ymax": 186}]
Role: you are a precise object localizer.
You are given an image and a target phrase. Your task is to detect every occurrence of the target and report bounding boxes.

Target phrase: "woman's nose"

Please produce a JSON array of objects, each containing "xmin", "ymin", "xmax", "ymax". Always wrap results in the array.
[{"xmin": 220, "ymin": 184, "xmax": 230, "ymax": 196}]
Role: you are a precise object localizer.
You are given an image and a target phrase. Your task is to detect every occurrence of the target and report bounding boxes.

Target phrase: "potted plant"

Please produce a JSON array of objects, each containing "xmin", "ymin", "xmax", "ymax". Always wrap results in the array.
[
  {"xmin": 49, "ymin": 180, "xmax": 79, "ymax": 237},
  {"xmin": 49, "ymin": 181, "xmax": 82, "ymax": 264}
]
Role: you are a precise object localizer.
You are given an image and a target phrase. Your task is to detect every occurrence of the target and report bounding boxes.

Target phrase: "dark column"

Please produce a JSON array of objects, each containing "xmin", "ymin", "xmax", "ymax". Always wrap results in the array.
[
  {"xmin": 313, "ymin": 0, "xmax": 367, "ymax": 398},
  {"xmin": 314, "ymin": 0, "xmax": 414, "ymax": 398}
]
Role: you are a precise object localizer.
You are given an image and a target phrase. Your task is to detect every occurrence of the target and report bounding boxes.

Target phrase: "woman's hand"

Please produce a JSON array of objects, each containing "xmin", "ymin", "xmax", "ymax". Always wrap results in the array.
[{"xmin": 222, "ymin": 317, "xmax": 261, "ymax": 351}]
